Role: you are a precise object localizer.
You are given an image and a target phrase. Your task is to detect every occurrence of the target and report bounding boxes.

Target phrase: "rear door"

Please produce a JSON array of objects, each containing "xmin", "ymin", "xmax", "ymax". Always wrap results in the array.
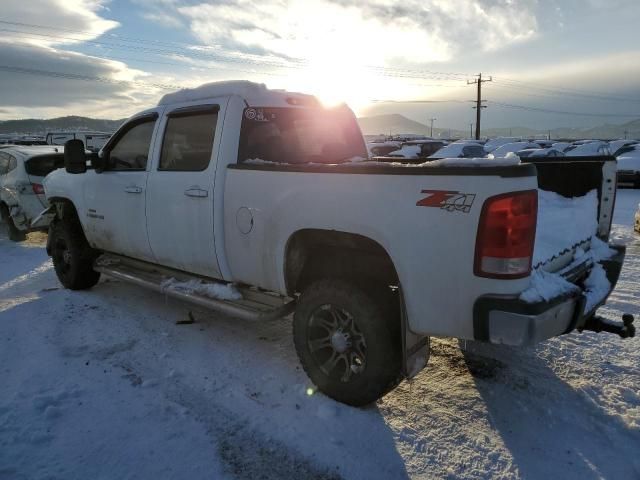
[
  {"xmin": 81, "ymin": 113, "xmax": 159, "ymax": 261},
  {"xmin": 145, "ymin": 103, "xmax": 222, "ymax": 277}
]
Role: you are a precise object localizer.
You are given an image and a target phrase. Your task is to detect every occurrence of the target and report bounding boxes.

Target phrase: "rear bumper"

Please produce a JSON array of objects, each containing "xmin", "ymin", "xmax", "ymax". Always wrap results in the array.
[{"xmin": 473, "ymin": 245, "xmax": 625, "ymax": 346}]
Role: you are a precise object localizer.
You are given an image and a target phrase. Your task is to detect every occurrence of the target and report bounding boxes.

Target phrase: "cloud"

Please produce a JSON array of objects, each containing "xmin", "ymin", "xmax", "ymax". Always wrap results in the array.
[
  {"xmin": 175, "ymin": 0, "xmax": 538, "ymax": 66},
  {"xmin": 1, "ymin": 0, "xmax": 118, "ymax": 46},
  {"xmin": 0, "ymin": 0, "xmax": 165, "ymax": 119}
]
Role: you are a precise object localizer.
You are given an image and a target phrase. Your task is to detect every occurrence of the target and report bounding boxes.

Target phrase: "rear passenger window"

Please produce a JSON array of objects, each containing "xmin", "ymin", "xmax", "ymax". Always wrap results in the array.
[{"xmin": 159, "ymin": 107, "xmax": 218, "ymax": 171}]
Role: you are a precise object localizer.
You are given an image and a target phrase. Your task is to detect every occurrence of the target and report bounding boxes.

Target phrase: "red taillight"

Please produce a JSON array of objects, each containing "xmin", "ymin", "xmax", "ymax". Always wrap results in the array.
[
  {"xmin": 32, "ymin": 183, "xmax": 45, "ymax": 195},
  {"xmin": 474, "ymin": 190, "xmax": 538, "ymax": 279}
]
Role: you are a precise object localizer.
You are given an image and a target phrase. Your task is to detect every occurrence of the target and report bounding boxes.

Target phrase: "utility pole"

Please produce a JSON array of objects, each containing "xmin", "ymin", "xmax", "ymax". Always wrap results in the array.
[
  {"xmin": 469, "ymin": 123, "xmax": 473, "ymax": 139},
  {"xmin": 468, "ymin": 73, "xmax": 492, "ymax": 140},
  {"xmin": 624, "ymin": 130, "xmax": 629, "ymax": 140},
  {"xmin": 429, "ymin": 117, "xmax": 436, "ymax": 138}
]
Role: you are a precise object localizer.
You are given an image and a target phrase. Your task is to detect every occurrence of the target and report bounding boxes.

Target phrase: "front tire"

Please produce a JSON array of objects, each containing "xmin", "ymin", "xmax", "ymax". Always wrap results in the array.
[
  {"xmin": 49, "ymin": 215, "xmax": 101, "ymax": 290},
  {"xmin": 293, "ymin": 279, "xmax": 402, "ymax": 406}
]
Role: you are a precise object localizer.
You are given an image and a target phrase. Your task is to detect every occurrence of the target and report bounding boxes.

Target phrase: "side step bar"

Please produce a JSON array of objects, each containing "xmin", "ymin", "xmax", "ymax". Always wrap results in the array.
[{"xmin": 94, "ymin": 255, "xmax": 296, "ymax": 322}]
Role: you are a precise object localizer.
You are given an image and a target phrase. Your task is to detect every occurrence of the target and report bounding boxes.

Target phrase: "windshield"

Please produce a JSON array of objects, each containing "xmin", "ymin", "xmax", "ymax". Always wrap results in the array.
[{"xmin": 238, "ymin": 107, "xmax": 366, "ymax": 165}]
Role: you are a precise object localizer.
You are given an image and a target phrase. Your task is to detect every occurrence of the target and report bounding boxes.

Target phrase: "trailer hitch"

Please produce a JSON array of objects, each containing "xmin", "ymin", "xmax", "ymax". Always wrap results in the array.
[{"xmin": 581, "ymin": 314, "xmax": 635, "ymax": 339}]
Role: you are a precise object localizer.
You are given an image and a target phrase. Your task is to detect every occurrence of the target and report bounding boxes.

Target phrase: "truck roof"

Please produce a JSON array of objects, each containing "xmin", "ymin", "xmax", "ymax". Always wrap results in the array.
[{"xmin": 158, "ymin": 80, "xmax": 319, "ymax": 108}]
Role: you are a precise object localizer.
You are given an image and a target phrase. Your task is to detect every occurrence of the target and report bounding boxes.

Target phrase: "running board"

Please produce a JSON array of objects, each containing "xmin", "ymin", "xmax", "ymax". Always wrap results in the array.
[{"xmin": 93, "ymin": 254, "xmax": 296, "ymax": 322}]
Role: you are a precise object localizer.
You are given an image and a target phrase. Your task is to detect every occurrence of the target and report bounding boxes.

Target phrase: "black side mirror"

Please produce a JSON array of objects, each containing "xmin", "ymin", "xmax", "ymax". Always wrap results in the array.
[{"xmin": 64, "ymin": 139, "xmax": 87, "ymax": 174}]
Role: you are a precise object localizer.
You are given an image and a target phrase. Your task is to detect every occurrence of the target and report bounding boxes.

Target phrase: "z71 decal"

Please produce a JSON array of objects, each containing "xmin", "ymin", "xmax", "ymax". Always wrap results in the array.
[{"xmin": 416, "ymin": 190, "xmax": 476, "ymax": 213}]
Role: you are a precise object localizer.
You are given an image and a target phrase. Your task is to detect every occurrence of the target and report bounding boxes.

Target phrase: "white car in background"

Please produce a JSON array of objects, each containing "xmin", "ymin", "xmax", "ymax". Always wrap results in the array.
[
  {"xmin": 616, "ymin": 145, "xmax": 640, "ymax": 188},
  {"xmin": 490, "ymin": 141, "xmax": 540, "ymax": 157},
  {"xmin": 565, "ymin": 141, "xmax": 611, "ymax": 157},
  {"xmin": 551, "ymin": 142, "xmax": 573, "ymax": 153},
  {"xmin": 608, "ymin": 139, "xmax": 638, "ymax": 157},
  {"xmin": 429, "ymin": 141, "xmax": 486, "ymax": 158},
  {"xmin": 0, "ymin": 146, "xmax": 64, "ymax": 240},
  {"xmin": 516, "ymin": 148, "xmax": 565, "ymax": 158},
  {"xmin": 483, "ymin": 137, "xmax": 521, "ymax": 153}
]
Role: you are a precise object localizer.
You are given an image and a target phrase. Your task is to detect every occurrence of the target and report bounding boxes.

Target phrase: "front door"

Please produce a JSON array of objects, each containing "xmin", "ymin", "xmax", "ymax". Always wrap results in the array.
[
  {"xmin": 82, "ymin": 114, "xmax": 159, "ymax": 261},
  {"xmin": 145, "ymin": 104, "xmax": 221, "ymax": 277}
]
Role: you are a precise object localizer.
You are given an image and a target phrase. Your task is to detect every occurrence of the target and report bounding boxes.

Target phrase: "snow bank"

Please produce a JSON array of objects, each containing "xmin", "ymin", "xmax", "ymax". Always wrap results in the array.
[
  {"xmin": 161, "ymin": 278, "xmax": 242, "ymax": 301},
  {"xmin": 533, "ymin": 189, "xmax": 599, "ymax": 266}
]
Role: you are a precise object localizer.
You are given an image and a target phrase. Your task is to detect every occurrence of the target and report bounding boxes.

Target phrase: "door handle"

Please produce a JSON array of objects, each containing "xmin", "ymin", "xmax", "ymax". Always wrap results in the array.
[
  {"xmin": 184, "ymin": 187, "xmax": 208, "ymax": 198},
  {"xmin": 124, "ymin": 186, "xmax": 143, "ymax": 194}
]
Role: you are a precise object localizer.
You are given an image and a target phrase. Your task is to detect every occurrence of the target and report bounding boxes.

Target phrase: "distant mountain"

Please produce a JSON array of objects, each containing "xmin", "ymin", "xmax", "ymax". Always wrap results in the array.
[
  {"xmin": 358, "ymin": 114, "xmax": 640, "ymax": 140},
  {"xmin": 358, "ymin": 114, "xmax": 434, "ymax": 136},
  {"xmin": 0, "ymin": 116, "xmax": 125, "ymax": 135}
]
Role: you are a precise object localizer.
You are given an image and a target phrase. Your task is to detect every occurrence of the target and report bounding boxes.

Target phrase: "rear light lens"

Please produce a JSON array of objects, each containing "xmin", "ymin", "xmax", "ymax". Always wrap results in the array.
[
  {"xmin": 32, "ymin": 183, "xmax": 45, "ymax": 195},
  {"xmin": 474, "ymin": 190, "xmax": 538, "ymax": 279}
]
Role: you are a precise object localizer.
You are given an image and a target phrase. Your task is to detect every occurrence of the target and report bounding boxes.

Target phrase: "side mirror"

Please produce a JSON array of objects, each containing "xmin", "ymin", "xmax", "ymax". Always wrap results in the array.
[{"xmin": 64, "ymin": 139, "xmax": 87, "ymax": 174}]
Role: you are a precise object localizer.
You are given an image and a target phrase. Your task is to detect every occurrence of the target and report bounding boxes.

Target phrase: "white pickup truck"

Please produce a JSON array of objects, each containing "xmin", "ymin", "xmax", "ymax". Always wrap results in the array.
[{"xmin": 39, "ymin": 81, "xmax": 634, "ymax": 406}]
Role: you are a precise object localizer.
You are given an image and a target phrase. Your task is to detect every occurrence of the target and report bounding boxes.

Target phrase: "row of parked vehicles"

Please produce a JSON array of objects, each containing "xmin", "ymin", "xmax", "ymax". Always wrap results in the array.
[
  {"xmin": 368, "ymin": 136, "xmax": 640, "ymax": 187},
  {"xmin": 0, "ymin": 81, "xmax": 636, "ymax": 405}
]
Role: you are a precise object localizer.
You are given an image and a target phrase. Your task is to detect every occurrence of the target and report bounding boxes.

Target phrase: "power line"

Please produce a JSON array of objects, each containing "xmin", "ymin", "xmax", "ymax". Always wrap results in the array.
[
  {"xmin": 491, "ymin": 77, "xmax": 640, "ymax": 103},
  {"xmin": 489, "ymin": 101, "xmax": 640, "ymax": 118},
  {"xmin": 0, "ymin": 64, "xmax": 182, "ymax": 90}
]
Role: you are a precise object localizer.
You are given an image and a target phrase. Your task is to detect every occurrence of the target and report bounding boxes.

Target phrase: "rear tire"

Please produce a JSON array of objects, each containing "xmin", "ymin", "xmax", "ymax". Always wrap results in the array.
[
  {"xmin": 49, "ymin": 213, "xmax": 101, "ymax": 290},
  {"xmin": 293, "ymin": 279, "xmax": 402, "ymax": 406},
  {"xmin": 0, "ymin": 204, "xmax": 26, "ymax": 242}
]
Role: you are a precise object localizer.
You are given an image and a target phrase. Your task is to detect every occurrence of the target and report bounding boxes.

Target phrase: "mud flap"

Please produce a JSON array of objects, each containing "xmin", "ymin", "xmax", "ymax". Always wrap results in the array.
[
  {"xmin": 31, "ymin": 205, "xmax": 55, "ymax": 229},
  {"xmin": 399, "ymin": 286, "xmax": 430, "ymax": 378}
]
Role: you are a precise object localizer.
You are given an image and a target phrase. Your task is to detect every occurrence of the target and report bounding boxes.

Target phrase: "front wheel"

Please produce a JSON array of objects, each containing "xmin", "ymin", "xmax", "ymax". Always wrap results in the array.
[
  {"xmin": 293, "ymin": 279, "xmax": 402, "ymax": 406},
  {"xmin": 49, "ymin": 217, "xmax": 101, "ymax": 290}
]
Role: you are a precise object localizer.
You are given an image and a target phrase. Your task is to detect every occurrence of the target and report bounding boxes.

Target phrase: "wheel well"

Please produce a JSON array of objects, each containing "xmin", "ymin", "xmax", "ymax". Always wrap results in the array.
[{"xmin": 284, "ymin": 229, "xmax": 399, "ymax": 295}]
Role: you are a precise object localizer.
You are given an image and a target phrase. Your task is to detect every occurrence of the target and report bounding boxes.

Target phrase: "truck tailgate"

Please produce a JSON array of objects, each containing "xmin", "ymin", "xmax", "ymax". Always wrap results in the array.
[{"xmin": 526, "ymin": 155, "xmax": 617, "ymax": 271}]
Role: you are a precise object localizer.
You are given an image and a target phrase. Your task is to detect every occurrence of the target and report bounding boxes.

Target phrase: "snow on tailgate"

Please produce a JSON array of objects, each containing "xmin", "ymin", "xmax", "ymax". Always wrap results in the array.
[{"xmin": 533, "ymin": 189, "xmax": 599, "ymax": 266}]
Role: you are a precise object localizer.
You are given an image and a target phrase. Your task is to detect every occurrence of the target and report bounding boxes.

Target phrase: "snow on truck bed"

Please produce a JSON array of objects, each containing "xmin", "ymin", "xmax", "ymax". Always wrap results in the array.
[{"xmin": 533, "ymin": 189, "xmax": 599, "ymax": 266}]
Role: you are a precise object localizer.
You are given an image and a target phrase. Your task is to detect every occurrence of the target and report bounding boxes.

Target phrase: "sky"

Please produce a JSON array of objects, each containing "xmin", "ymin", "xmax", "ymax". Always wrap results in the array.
[{"xmin": 0, "ymin": 0, "xmax": 639, "ymax": 131}]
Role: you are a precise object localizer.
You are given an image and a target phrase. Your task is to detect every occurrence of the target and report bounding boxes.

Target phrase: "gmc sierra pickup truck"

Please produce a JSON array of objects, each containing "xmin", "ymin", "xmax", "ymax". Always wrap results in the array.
[{"xmin": 38, "ymin": 81, "xmax": 634, "ymax": 406}]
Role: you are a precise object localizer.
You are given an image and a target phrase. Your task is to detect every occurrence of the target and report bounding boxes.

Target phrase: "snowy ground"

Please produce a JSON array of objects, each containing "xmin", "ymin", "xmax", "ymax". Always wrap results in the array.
[{"xmin": 1, "ymin": 191, "xmax": 639, "ymax": 480}]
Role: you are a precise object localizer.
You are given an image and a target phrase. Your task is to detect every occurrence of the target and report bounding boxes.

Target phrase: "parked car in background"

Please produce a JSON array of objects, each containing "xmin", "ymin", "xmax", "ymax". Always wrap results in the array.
[
  {"xmin": 635, "ymin": 203, "xmax": 640, "ymax": 233},
  {"xmin": 387, "ymin": 140, "xmax": 447, "ymax": 158},
  {"xmin": 551, "ymin": 142, "xmax": 572, "ymax": 152},
  {"xmin": 483, "ymin": 137, "xmax": 521, "ymax": 153},
  {"xmin": 429, "ymin": 141, "xmax": 486, "ymax": 158},
  {"xmin": 531, "ymin": 140, "xmax": 555, "ymax": 148},
  {"xmin": 608, "ymin": 140, "xmax": 638, "ymax": 157},
  {"xmin": 0, "ymin": 146, "xmax": 64, "ymax": 240},
  {"xmin": 367, "ymin": 141, "xmax": 401, "ymax": 157},
  {"xmin": 616, "ymin": 145, "xmax": 640, "ymax": 188},
  {"xmin": 565, "ymin": 141, "xmax": 611, "ymax": 157},
  {"xmin": 516, "ymin": 148, "xmax": 565, "ymax": 158},
  {"xmin": 490, "ymin": 141, "xmax": 540, "ymax": 157},
  {"xmin": 46, "ymin": 131, "xmax": 112, "ymax": 152}
]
